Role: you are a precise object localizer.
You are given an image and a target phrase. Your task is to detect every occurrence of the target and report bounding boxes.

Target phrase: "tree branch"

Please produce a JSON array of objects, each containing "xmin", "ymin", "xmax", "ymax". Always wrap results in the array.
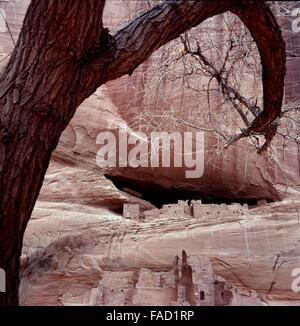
[{"xmin": 85, "ymin": 0, "xmax": 285, "ymax": 136}]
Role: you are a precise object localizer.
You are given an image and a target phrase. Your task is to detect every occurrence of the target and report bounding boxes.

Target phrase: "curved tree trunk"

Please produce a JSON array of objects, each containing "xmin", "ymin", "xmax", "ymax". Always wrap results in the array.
[
  {"xmin": 0, "ymin": 0, "xmax": 107, "ymax": 306},
  {"xmin": 0, "ymin": 0, "xmax": 285, "ymax": 305}
]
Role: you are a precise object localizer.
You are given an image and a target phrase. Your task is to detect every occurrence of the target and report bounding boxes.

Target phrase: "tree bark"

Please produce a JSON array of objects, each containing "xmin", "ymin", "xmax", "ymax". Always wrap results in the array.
[
  {"xmin": 0, "ymin": 0, "xmax": 106, "ymax": 306},
  {"xmin": 0, "ymin": 0, "xmax": 285, "ymax": 305}
]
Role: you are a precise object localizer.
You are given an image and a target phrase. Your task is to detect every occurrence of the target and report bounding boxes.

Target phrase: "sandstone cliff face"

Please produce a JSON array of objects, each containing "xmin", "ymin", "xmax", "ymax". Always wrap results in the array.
[
  {"xmin": 1, "ymin": 1, "xmax": 299, "ymax": 205},
  {"xmin": 0, "ymin": 1, "xmax": 299, "ymax": 305},
  {"xmin": 19, "ymin": 247, "xmax": 267, "ymax": 306},
  {"xmin": 20, "ymin": 200, "xmax": 300, "ymax": 305}
]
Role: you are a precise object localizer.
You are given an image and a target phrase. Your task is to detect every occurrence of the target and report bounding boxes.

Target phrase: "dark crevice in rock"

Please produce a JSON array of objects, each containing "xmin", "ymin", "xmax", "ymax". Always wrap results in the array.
[{"xmin": 105, "ymin": 174, "xmax": 267, "ymax": 209}]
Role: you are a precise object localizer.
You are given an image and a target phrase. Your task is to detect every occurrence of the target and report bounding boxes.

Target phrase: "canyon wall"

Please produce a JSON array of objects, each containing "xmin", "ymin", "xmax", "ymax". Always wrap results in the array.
[
  {"xmin": 19, "ymin": 199, "xmax": 300, "ymax": 305},
  {"xmin": 0, "ymin": 1, "xmax": 299, "ymax": 305}
]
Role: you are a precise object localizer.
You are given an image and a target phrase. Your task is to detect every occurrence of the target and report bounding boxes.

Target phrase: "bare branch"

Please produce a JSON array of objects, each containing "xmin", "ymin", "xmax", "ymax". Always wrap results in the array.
[{"xmin": 85, "ymin": 1, "xmax": 285, "ymax": 135}]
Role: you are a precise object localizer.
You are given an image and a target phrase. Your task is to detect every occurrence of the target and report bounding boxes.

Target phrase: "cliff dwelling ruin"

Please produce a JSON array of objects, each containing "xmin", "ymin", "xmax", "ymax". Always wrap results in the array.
[
  {"xmin": 60, "ymin": 250, "xmax": 265, "ymax": 306},
  {"xmin": 122, "ymin": 199, "xmax": 267, "ymax": 222}
]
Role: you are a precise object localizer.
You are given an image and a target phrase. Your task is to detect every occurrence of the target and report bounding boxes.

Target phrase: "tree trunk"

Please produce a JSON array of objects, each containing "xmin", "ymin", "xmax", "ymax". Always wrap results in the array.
[
  {"xmin": 0, "ymin": 0, "xmax": 285, "ymax": 305},
  {"xmin": 0, "ymin": 0, "xmax": 106, "ymax": 306}
]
